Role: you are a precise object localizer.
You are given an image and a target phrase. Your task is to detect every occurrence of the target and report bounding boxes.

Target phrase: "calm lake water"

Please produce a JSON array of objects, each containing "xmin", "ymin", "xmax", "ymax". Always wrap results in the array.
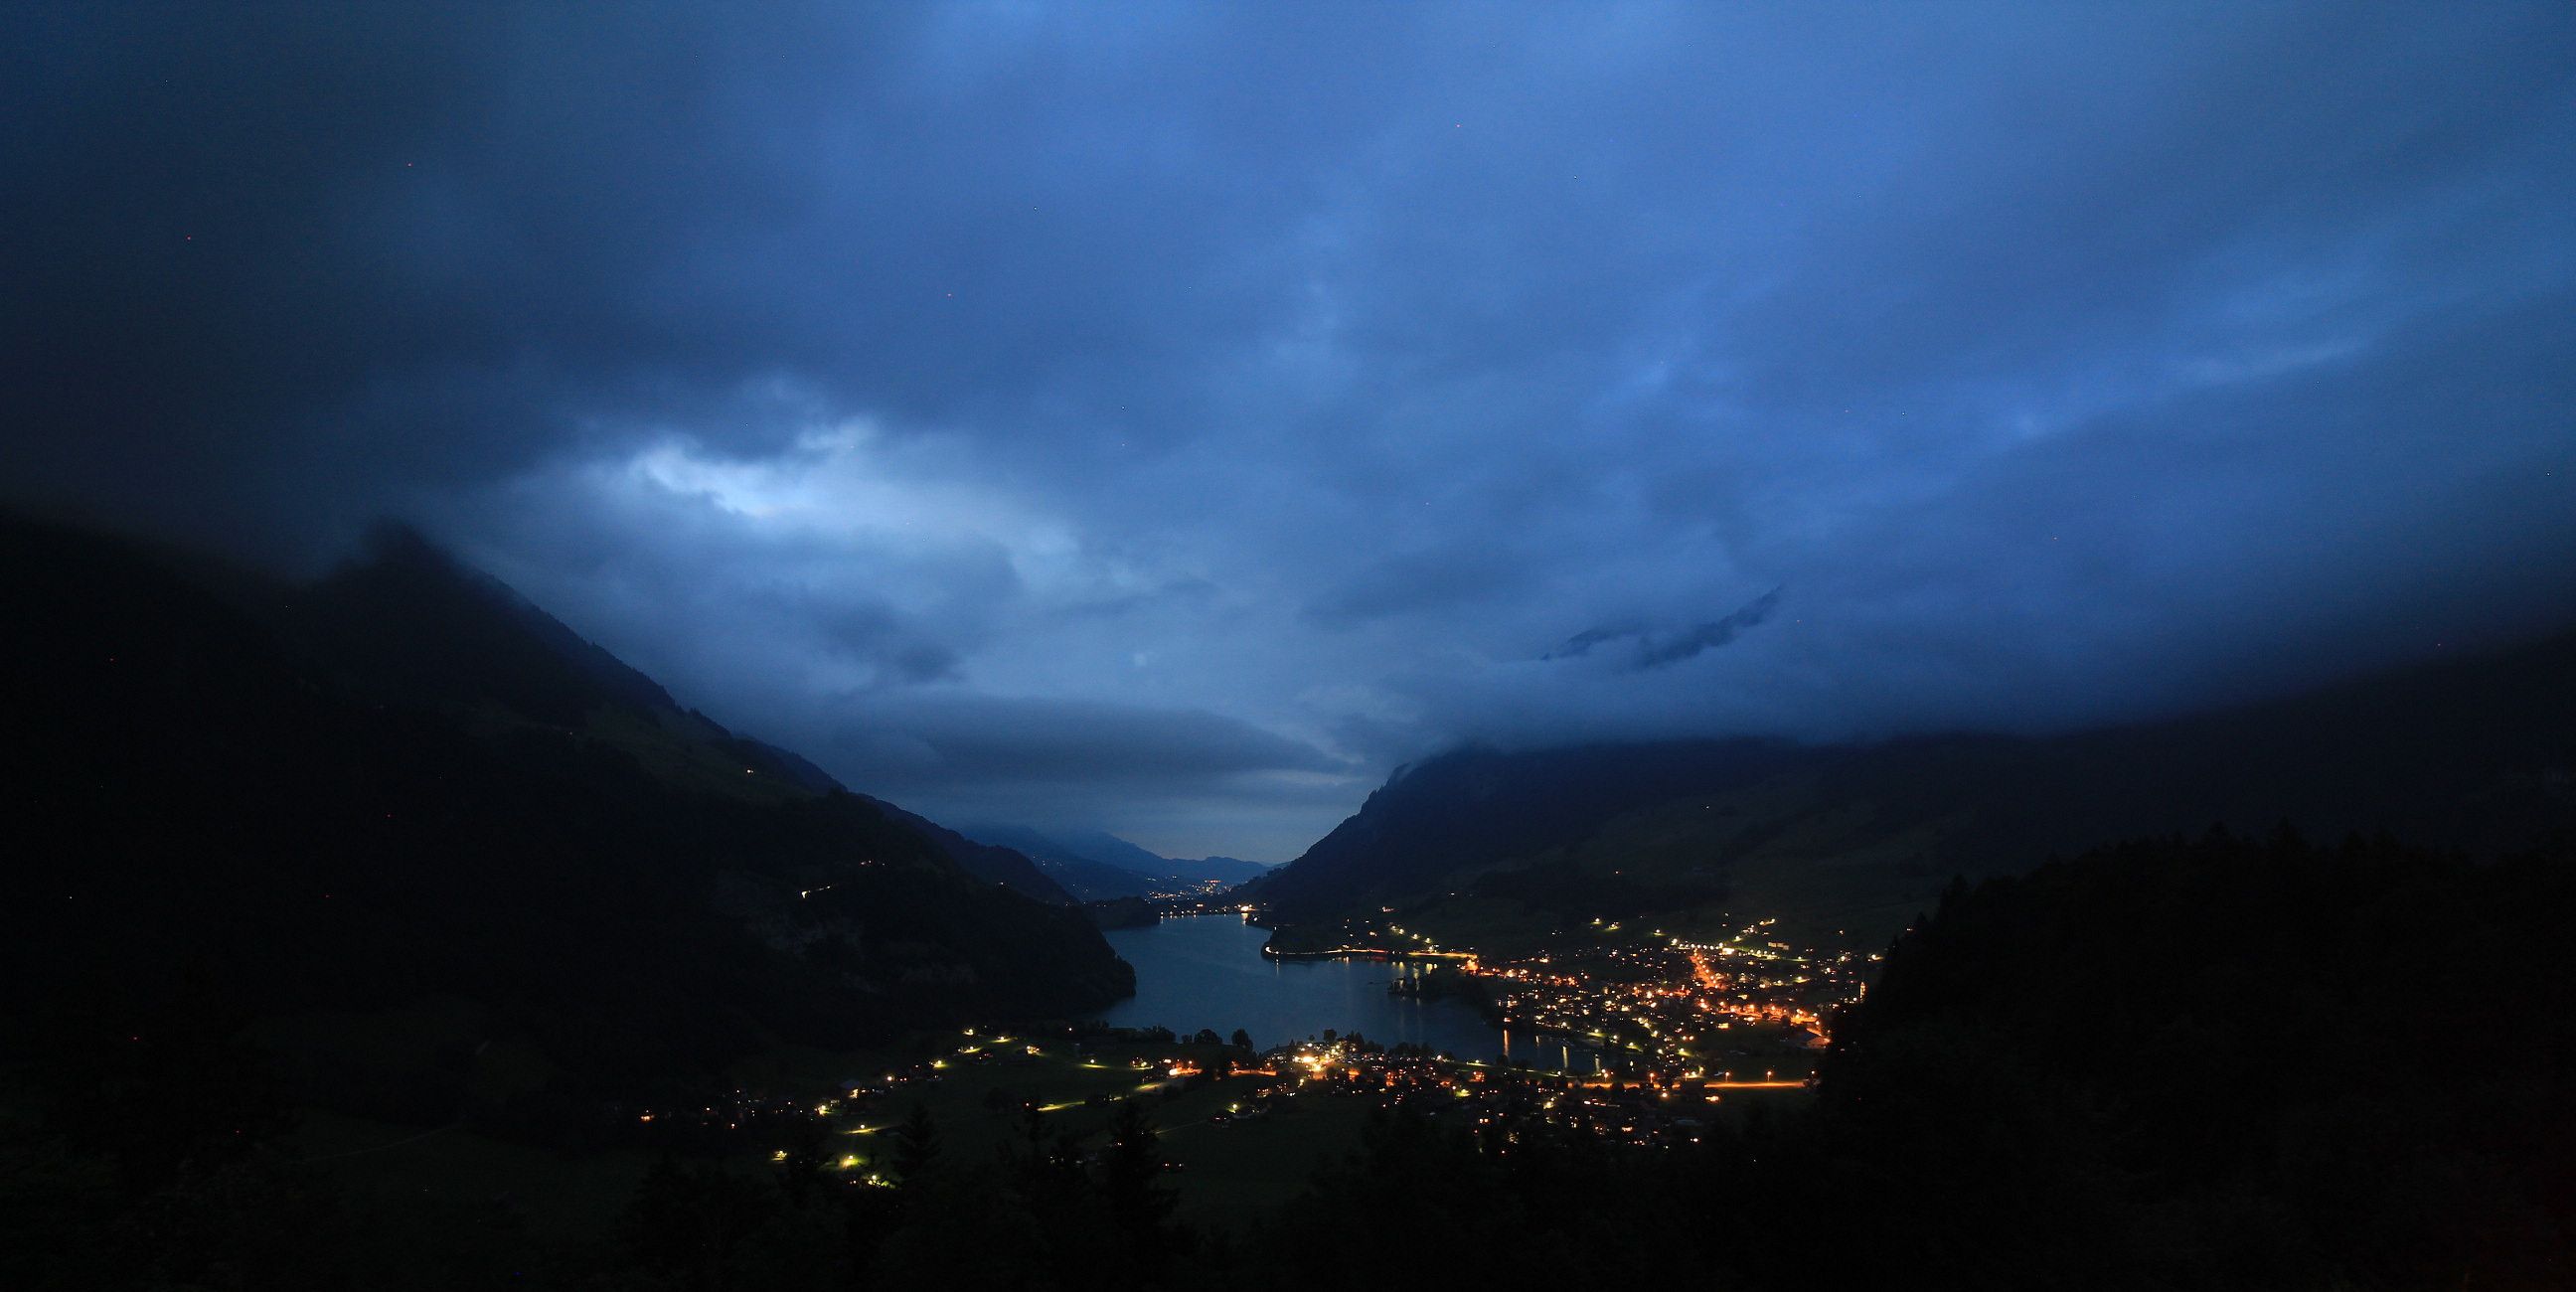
[{"xmin": 1100, "ymin": 913, "xmax": 1597, "ymax": 1070}]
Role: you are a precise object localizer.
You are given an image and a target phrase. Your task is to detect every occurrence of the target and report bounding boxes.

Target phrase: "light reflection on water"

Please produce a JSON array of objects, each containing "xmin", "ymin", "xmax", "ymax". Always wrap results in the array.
[{"xmin": 1099, "ymin": 914, "xmax": 1598, "ymax": 1071}]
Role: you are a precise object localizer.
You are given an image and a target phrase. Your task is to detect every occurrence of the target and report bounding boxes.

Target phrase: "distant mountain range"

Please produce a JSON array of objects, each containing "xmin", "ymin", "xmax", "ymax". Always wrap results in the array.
[
  {"xmin": 0, "ymin": 516, "xmax": 1132, "ymax": 1121},
  {"xmin": 961, "ymin": 823, "xmax": 1272, "ymax": 901},
  {"xmin": 1240, "ymin": 626, "xmax": 2576, "ymax": 948}
]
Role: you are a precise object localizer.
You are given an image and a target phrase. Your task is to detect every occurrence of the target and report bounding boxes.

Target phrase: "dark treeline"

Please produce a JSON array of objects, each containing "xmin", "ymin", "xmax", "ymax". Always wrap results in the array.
[{"xmin": 1804, "ymin": 825, "xmax": 2575, "ymax": 1288}]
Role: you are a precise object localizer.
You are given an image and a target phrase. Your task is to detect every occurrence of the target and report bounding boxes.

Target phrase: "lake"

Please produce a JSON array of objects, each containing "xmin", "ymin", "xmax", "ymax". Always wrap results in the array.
[{"xmin": 1099, "ymin": 912, "xmax": 1598, "ymax": 1070}]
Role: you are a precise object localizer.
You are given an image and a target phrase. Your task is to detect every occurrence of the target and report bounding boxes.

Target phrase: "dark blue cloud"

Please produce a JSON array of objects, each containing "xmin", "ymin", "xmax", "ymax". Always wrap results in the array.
[
  {"xmin": 4, "ymin": 1, "xmax": 2572, "ymax": 859},
  {"xmin": 1548, "ymin": 588, "xmax": 1784, "ymax": 671}
]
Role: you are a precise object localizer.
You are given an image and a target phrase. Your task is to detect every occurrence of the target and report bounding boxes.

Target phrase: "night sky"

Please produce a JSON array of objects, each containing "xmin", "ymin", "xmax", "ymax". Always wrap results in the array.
[{"xmin": 6, "ymin": 3, "xmax": 2573, "ymax": 859}]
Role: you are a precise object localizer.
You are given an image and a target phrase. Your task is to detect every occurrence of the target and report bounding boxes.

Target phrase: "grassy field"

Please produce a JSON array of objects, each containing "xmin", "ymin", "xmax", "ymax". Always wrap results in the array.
[
  {"xmin": 266, "ymin": 1007, "xmax": 1807, "ymax": 1247},
  {"xmin": 262, "ymin": 1021, "xmax": 1379, "ymax": 1251},
  {"xmin": 1158, "ymin": 1090, "xmax": 1378, "ymax": 1223},
  {"xmin": 283, "ymin": 1109, "xmax": 657, "ymax": 1246},
  {"xmin": 818, "ymin": 1032, "xmax": 1372, "ymax": 1225},
  {"xmin": 243, "ymin": 1021, "xmax": 1819, "ymax": 1266}
]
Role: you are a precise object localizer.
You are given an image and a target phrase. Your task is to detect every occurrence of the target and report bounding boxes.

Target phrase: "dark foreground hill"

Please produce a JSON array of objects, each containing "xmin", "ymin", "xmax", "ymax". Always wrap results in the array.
[
  {"xmin": 1801, "ymin": 828, "xmax": 2576, "ymax": 1288},
  {"xmin": 1240, "ymin": 830, "xmax": 2576, "ymax": 1291},
  {"xmin": 281, "ymin": 524, "xmax": 1080, "ymax": 905},
  {"xmin": 0, "ymin": 518, "xmax": 1130, "ymax": 1114},
  {"xmin": 1242, "ymin": 629, "xmax": 2576, "ymax": 944}
]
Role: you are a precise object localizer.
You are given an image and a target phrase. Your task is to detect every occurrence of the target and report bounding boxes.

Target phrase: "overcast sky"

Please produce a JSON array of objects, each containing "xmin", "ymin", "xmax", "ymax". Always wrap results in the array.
[{"xmin": 7, "ymin": 2, "xmax": 2573, "ymax": 859}]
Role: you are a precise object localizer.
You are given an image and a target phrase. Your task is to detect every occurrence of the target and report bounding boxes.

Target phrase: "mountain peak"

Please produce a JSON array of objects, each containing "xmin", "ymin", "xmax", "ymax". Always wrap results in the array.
[{"xmin": 299, "ymin": 521, "xmax": 678, "ymax": 725}]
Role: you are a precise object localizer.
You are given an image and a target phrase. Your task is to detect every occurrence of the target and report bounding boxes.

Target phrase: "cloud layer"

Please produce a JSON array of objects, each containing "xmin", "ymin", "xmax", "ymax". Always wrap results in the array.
[{"xmin": 7, "ymin": 2, "xmax": 2573, "ymax": 857}]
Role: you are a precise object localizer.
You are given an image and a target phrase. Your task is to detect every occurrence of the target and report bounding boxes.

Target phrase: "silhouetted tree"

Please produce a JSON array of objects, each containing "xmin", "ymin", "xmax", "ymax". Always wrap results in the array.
[
  {"xmin": 624, "ymin": 1155, "xmax": 776, "ymax": 1285},
  {"xmin": 1098, "ymin": 1099, "xmax": 1176, "ymax": 1269},
  {"xmin": 776, "ymin": 1109, "xmax": 827, "ymax": 1207},
  {"xmin": 888, "ymin": 1103, "xmax": 940, "ymax": 1190}
]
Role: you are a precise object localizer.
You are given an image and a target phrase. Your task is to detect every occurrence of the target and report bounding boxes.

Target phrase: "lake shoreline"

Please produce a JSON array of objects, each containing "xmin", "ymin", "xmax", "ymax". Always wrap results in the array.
[{"xmin": 1098, "ymin": 913, "xmax": 1509, "ymax": 1058}]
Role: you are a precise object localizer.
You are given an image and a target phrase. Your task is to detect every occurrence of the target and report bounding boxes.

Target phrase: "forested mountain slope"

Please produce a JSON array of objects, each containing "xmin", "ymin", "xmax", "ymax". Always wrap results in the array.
[
  {"xmin": 0, "ymin": 517, "xmax": 1130, "ymax": 1119},
  {"xmin": 1245, "ymin": 629, "xmax": 2576, "ymax": 943}
]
